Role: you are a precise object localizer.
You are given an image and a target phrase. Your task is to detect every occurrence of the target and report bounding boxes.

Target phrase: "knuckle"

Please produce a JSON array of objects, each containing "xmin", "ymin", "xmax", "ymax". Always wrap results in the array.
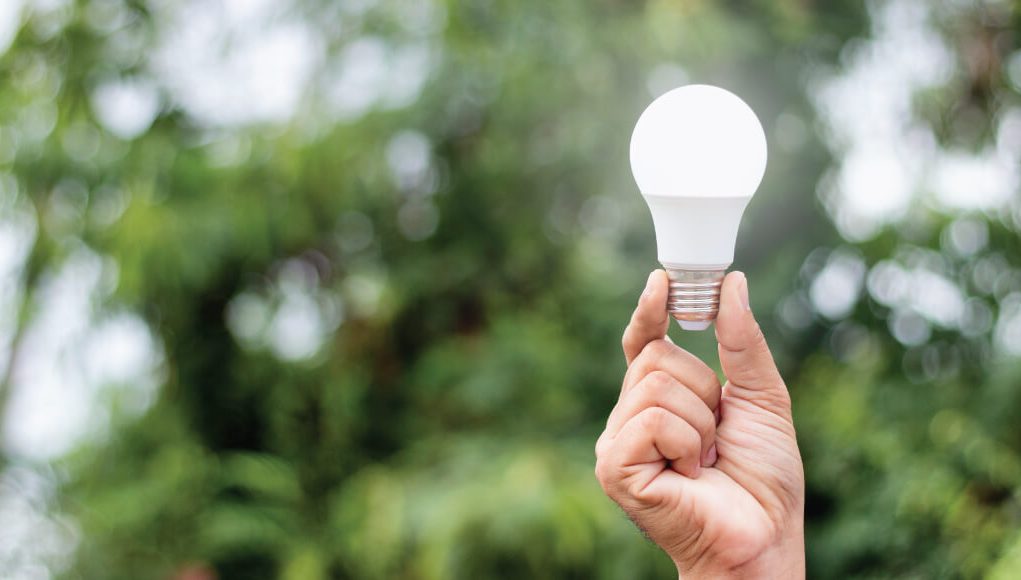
[
  {"xmin": 750, "ymin": 383, "xmax": 793, "ymax": 417},
  {"xmin": 690, "ymin": 373, "xmax": 722, "ymax": 408},
  {"xmin": 642, "ymin": 370, "xmax": 675, "ymax": 395},
  {"xmin": 699, "ymin": 367, "xmax": 723, "ymax": 393},
  {"xmin": 769, "ymin": 384, "xmax": 794, "ymax": 411},
  {"xmin": 638, "ymin": 406, "xmax": 668, "ymax": 431},
  {"xmin": 593, "ymin": 457, "xmax": 618, "ymax": 491},
  {"xmin": 644, "ymin": 338, "xmax": 673, "ymax": 360},
  {"xmin": 681, "ymin": 421, "xmax": 702, "ymax": 449},
  {"xmin": 694, "ymin": 408, "xmax": 715, "ymax": 442},
  {"xmin": 665, "ymin": 391, "xmax": 711, "ymax": 442}
]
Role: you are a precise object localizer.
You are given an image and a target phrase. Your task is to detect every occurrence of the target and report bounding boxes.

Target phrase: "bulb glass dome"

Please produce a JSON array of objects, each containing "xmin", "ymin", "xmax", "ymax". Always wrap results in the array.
[
  {"xmin": 630, "ymin": 84, "xmax": 767, "ymax": 200},
  {"xmin": 629, "ymin": 84, "xmax": 767, "ymax": 270}
]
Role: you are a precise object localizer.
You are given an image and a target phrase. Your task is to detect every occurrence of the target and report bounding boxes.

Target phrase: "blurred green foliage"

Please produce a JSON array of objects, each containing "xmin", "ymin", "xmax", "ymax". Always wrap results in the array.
[{"xmin": 1, "ymin": 0, "xmax": 1021, "ymax": 578}]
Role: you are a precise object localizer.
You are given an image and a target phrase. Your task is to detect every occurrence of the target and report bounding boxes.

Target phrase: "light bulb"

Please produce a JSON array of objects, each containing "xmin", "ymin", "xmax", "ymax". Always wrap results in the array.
[{"xmin": 629, "ymin": 84, "xmax": 767, "ymax": 331}]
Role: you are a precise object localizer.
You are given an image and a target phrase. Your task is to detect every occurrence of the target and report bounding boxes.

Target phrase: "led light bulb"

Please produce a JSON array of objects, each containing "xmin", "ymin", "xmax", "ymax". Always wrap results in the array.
[{"xmin": 630, "ymin": 84, "xmax": 767, "ymax": 331}]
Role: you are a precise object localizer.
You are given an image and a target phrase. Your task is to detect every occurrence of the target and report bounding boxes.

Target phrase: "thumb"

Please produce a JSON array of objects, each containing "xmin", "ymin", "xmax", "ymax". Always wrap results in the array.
[{"xmin": 715, "ymin": 272, "xmax": 790, "ymax": 415}]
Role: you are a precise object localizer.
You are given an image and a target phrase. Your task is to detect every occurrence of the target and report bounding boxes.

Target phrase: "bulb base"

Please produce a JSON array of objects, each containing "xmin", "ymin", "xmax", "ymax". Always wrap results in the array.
[{"xmin": 664, "ymin": 267, "xmax": 726, "ymax": 331}]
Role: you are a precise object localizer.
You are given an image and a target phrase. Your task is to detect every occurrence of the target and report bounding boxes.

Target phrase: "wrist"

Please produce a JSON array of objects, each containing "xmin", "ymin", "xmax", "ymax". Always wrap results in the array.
[{"xmin": 675, "ymin": 523, "xmax": 805, "ymax": 579}]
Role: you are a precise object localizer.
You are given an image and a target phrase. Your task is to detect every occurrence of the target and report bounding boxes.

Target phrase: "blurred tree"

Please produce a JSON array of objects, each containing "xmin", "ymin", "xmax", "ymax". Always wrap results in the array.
[{"xmin": 788, "ymin": 2, "xmax": 1021, "ymax": 577}]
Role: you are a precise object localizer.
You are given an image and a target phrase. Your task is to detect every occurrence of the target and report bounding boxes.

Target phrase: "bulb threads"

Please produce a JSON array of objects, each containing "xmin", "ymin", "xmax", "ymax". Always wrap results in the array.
[{"xmin": 665, "ymin": 267, "xmax": 726, "ymax": 325}]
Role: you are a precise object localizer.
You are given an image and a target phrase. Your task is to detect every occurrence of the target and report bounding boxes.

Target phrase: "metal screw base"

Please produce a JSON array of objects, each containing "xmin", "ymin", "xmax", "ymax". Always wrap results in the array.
[{"xmin": 665, "ymin": 267, "xmax": 726, "ymax": 331}]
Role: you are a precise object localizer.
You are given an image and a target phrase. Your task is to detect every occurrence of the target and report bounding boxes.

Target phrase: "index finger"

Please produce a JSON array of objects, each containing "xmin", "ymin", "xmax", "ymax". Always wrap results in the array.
[{"xmin": 622, "ymin": 270, "xmax": 670, "ymax": 365}]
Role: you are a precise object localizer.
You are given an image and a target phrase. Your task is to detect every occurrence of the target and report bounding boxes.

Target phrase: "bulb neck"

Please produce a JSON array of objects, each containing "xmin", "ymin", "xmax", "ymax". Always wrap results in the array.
[{"xmin": 664, "ymin": 266, "xmax": 726, "ymax": 331}]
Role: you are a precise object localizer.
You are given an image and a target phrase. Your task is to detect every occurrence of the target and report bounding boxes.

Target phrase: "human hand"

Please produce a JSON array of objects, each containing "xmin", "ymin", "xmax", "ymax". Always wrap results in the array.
[{"xmin": 595, "ymin": 270, "xmax": 805, "ymax": 578}]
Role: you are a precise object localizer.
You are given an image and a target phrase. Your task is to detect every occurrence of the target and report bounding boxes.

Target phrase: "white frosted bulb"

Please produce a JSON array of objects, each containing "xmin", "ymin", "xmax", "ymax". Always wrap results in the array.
[{"xmin": 630, "ymin": 84, "xmax": 767, "ymax": 331}]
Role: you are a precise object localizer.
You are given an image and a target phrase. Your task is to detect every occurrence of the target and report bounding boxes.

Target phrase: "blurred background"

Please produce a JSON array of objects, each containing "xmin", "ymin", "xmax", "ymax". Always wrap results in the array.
[{"xmin": 0, "ymin": 0, "xmax": 1020, "ymax": 578}]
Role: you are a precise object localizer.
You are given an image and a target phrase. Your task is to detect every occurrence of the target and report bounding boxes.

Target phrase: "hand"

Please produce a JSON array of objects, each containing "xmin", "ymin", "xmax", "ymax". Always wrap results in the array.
[{"xmin": 595, "ymin": 270, "xmax": 805, "ymax": 578}]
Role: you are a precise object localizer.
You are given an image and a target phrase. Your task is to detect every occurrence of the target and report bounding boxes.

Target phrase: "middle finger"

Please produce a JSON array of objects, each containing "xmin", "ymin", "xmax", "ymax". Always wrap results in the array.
[{"xmin": 622, "ymin": 339, "xmax": 722, "ymax": 411}]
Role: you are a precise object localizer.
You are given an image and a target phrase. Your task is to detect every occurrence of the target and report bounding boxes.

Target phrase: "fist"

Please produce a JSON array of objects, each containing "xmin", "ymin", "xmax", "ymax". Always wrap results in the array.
[{"xmin": 595, "ymin": 270, "xmax": 805, "ymax": 578}]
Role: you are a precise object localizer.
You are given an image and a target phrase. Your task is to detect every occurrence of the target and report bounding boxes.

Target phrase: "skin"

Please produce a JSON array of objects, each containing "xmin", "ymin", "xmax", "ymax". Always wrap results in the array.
[{"xmin": 595, "ymin": 270, "xmax": 805, "ymax": 579}]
